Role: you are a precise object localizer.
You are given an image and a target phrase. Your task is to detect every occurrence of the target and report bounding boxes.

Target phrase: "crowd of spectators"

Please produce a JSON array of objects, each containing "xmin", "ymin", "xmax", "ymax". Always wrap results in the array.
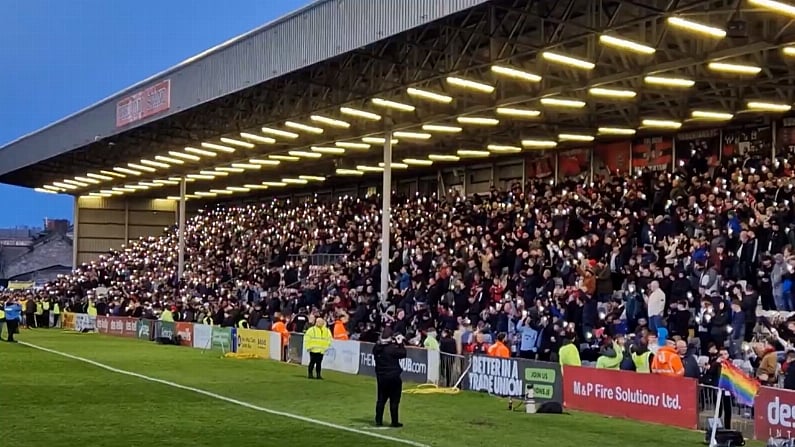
[{"xmin": 8, "ymin": 147, "xmax": 795, "ymax": 388}]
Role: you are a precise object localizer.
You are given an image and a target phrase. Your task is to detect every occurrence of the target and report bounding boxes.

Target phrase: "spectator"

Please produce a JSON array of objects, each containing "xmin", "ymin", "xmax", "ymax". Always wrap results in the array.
[{"xmin": 645, "ymin": 281, "xmax": 665, "ymax": 333}]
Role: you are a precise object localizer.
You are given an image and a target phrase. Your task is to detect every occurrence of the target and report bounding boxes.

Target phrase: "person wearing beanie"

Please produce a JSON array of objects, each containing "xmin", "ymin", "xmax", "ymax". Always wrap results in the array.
[{"xmin": 372, "ymin": 327, "xmax": 407, "ymax": 427}]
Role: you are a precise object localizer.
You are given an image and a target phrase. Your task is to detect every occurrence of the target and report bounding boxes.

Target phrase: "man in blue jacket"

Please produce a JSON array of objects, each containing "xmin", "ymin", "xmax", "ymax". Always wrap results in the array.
[{"xmin": 4, "ymin": 298, "xmax": 22, "ymax": 342}]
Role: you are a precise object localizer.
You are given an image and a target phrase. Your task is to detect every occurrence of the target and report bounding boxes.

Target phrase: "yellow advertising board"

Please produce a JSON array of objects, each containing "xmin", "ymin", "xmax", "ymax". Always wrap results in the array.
[
  {"xmin": 236, "ymin": 328, "xmax": 269, "ymax": 359},
  {"xmin": 62, "ymin": 312, "xmax": 76, "ymax": 330}
]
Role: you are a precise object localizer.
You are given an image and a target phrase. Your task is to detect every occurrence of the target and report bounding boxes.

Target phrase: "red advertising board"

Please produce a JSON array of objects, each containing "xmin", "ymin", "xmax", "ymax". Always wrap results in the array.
[
  {"xmin": 755, "ymin": 386, "xmax": 795, "ymax": 440},
  {"xmin": 108, "ymin": 316, "xmax": 125, "ymax": 336},
  {"xmin": 563, "ymin": 366, "xmax": 698, "ymax": 429},
  {"xmin": 121, "ymin": 317, "xmax": 138, "ymax": 338},
  {"xmin": 116, "ymin": 79, "xmax": 171, "ymax": 127},
  {"xmin": 175, "ymin": 322, "xmax": 194, "ymax": 347},
  {"xmin": 95, "ymin": 316, "xmax": 109, "ymax": 334}
]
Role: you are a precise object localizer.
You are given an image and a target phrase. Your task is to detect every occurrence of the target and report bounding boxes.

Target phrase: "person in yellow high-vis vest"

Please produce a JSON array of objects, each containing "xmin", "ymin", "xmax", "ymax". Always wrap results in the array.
[
  {"xmin": 305, "ymin": 318, "xmax": 332, "ymax": 380},
  {"xmin": 87, "ymin": 300, "xmax": 98, "ymax": 317},
  {"xmin": 35, "ymin": 299, "xmax": 44, "ymax": 328},
  {"xmin": 42, "ymin": 299, "xmax": 50, "ymax": 329},
  {"xmin": 0, "ymin": 305, "xmax": 5, "ymax": 341},
  {"xmin": 52, "ymin": 301, "xmax": 61, "ymax": 328}
]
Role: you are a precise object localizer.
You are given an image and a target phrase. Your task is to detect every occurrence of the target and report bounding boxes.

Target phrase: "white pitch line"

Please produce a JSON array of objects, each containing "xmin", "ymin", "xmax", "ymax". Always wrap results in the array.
[{"xmin": 20, "ymin": 342, "xmax": 430, "ymax": 447}]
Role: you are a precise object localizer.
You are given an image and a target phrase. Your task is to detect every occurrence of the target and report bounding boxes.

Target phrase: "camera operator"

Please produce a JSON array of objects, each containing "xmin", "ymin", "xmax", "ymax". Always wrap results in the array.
[{"xmin": 373, "ymin": 327, "xmax": 407, "ymax": 428}]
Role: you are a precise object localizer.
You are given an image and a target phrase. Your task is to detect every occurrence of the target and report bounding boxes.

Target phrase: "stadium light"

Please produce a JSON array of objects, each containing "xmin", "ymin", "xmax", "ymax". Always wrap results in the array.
[
  {"xmin": 747, "ymin": 101, "xmax": 792, "ymax": 112},
  {"xmin": 335, "ymin": 142, "xmax": 370, "ymax": 150},
  {"xmin": 496, "ymin": 107, "xmax": 541, "ymax": 118},
  {"xmin": 457, "ymin": 149, "xmax": 490, "ymax": 158},
  {"xmin": 598, "ymin": 35, "xmax": 656, "ymax": 54},
  {"xmin": 312, "ymin": 146, "xmax": 346, "ymax": 155},
  {"xmin": 220, "ymin": 137, "xmax": 255, "ymax": 148},
  {"xmin": 541, "ymin": 51, "xmax": 595, "ymax": 70},
  {"xmin": 540, "ymin": 97, "xmax": 586, "ymax": 108},
  {"xmin": 340, "ymin": 107, "xmax": 382, "ymax": 120},
  {"xmin": 422, "ymin": 124, "xmax": 462, "ymax": 133},
  {"xmin": 261, "ymin": 127, "xmax": 299, "ymax": 139},
  {"xmin": 487, "ymin": 144, "xmax": 522, "ymax": 153},
  {"xmin": 446, "ymin": 76, "xmax": 495, "ymax": 93},
  {"xmin": 310, "ymin": 115, "xmax": 350, "ymax": 128},
  {"xmin": 239, "ymin": 132, "xmax": 276, "ymax": 144},
  {"xmin": 371, "ymin": 98, "xmax": 415, "ymax": 112},
  {"xmin": 707, "ymin": 62, "xmax": 762, "ymax": 75},
  {"xmin": 490, "ymin": 65, "xmax": 542, "ymax": 82},
  {"xmin": 588, "ymin": 87, "xmax": 637, "ymax": 99},
  {"xmin": 667, "ymin": 17, "xmax": 726, "ymax": 38},
  {"xmin": 403, "ymin": 158, "xmax": 433, "ymax": 166},
  {"xmin": 598, "ymin": 127, "xmax": 637, "ymax": 135},
  {"xmin": 201, "ymin": 142, "xmax": 236, "ymax": 153},
  {"xmin": 643, "ymin": 75, "xmax": 695, "ymax": 88},
  {"xmin": 428, "ymin": 154, "xmax": 460, "ymax": 162},
  {"xmin": 285, "ymin": 121, "xmax": 324, "ymax": 134},
  {"xmin": 691, "ymin": 110, "xmax": 734, "ymax": 120},
  {"xmin": 407, "ymin": 88, "xmax": 453, "ymax": 103},
  {"xmin": 457, "ymin": 116, "xmax": 499, "ymax": 126}
]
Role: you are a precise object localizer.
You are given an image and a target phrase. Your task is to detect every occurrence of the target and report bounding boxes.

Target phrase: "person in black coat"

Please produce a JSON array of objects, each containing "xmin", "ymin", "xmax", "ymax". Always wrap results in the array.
[{"xmin": 372, "ymin": 327, "xmax": 407, "ymax": 427}]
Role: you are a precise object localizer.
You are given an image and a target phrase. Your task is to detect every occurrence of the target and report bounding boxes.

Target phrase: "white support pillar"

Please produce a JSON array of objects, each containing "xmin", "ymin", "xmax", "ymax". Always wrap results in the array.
[
  {"xmin": 72, "ymin": 196, "xmax": 79, "ymax": 268},
  {"xmin": 773, "ymin": 120, "xmax": 778, "ymax": 160},
  {"xmin": 380, "ymin": 131, "xmax": 393, "ymax": 303},
  {"xmin": 589, "ymin": 147, "xmax": 595, "ymax": 185},
  {"xmin": 178, "ymin": 178, "xmax": 187, "ymax": 279}
]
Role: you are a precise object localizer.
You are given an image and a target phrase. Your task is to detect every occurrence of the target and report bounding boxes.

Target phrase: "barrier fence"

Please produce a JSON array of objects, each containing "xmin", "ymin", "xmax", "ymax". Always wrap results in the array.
[{"xmin": 55, "ymin": 311, "xmax": 795, "ymax": 442}]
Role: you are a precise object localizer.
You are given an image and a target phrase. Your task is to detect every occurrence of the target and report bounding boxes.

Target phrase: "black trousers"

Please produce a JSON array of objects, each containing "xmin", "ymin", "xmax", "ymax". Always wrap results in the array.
[
  {"xmin": 375, "ymin": 377, "xmax": 402, "ymax": 425},
  {"xmin": 25, "ymin": 312, "xmax": 35, "ymax": 328},
  {"xmin": 308, "ymin": 352, "xmax": 324, "ymax": 378},
  {"xmin": 52, "ymin": 313, "xmax": 60, "ymax": 328},
  {"xmin": 6, "ymin": 319, "xmax": 18, "ymax": 342}
]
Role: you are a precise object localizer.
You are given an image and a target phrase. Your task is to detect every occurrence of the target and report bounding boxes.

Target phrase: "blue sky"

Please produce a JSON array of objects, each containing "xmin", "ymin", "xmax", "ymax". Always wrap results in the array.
[{"xmin": 0, "ymin": 0, "xmax": 309, "ymax": 228}]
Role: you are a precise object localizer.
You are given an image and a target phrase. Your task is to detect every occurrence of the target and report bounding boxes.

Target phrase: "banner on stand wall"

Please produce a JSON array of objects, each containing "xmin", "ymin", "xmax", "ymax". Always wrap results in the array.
[
  {"xmin": 301, "ymin": 339, "xmax": 360, "ymax": 375},
  {"xmin": 358, "ymin": 343, "xmax": 430, "ymax": 383},
  {"xmin": 136, "ymin": 319, "xmax": 154, "ymax": 341},
  {"xmin": 192, "ymin": 324, "xmax": 212, "ymax": 349},
  {"xmin": 212, "ymin": 327, "xmax": 233, "ymax": 351},
  {"xmin": 562, "ymin": 365, "xmax": 697, "ymax": 429},
  {"xmin": 755, "ymin": 385, "xmax": 795, "ymax": 441},
  {"xmin": 62, "ymin": 312, "xmax": 76, "ymax": 330},
  {"xmin": 75, "ymin": 314, "xmax": 96, "ymax": 332},
  {"xmin": 96, "ymin": 316, "xmax": 110, "ymax": 334},
  {"xmin": 175, "ymin": 322, "xmax": 194, "ymax": 347},
  {"xmin": 236, "ymin": 328, "xmax": 271, "ymax": 359},
  {"xmin": 632, "ymin": 136, "xmax": 673, "ymax": 172},
  {"xmin": 723, "ymin": 124, "xmax": 773, "ymax": 158},
  {"xmin": 675, "ymin": 128, "xmax": 721, "ymax": 167},
  {"xmin": 154, "ymin": 321, "xmax": 176, "ymax": 340},
  {"xmin": 557, "ymin": 148, "xmax": 590, "ymax": 182},
  {"xmin": 460, "ymin": 356, "xmax": 562, "ymax": 403},
  {"xmin": 594, "ymin": 140, "xmax": 631, "ymax": 175}
]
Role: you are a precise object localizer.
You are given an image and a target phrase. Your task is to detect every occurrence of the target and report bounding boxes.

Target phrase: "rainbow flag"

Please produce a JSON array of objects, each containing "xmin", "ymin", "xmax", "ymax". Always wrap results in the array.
[{"xmin": 717, "ymin": 361, "xmax": 760, "ymax": 407}]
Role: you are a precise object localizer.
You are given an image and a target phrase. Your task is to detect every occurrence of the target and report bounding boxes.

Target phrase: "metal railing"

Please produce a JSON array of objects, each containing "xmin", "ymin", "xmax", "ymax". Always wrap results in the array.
[
  {"xmin": 439, "ymin": 352, "xmax": 469, "ymax": 388},
  {"xmin": 698, "ymin": 384, "xmax": 755, "ymax": 439}
]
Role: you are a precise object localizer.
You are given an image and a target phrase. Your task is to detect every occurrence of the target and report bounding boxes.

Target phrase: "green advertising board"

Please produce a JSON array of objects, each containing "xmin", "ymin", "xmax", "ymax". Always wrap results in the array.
[{"xmin": 211, "ymin": 326, "xmax": 232, "ymax": 350}]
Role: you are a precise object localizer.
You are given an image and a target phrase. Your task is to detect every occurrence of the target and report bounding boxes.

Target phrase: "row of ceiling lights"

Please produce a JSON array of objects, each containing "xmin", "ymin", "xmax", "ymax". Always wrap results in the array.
[{"xmin": 37, "ymin": 8, "xmax": 795, "ymax": 196}]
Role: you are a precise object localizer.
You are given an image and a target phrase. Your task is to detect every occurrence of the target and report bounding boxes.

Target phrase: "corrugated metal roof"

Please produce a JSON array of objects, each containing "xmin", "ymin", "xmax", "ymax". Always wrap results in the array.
[{"xmin": 0, "ymin": 0, "xmax": 489, "ymax": 177}]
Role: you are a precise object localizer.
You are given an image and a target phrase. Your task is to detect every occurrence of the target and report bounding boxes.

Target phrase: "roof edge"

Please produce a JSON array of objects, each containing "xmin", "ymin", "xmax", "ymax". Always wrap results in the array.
[{"xmin": 0, "ymin": 0, "xmax": 328, "ymax": 151}]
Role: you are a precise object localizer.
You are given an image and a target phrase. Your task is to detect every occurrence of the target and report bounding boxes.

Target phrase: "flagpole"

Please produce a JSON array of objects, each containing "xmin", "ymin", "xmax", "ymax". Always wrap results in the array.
[{"xmin": 708, "ymin": 388, "xmax": 723, "ymax": 447}]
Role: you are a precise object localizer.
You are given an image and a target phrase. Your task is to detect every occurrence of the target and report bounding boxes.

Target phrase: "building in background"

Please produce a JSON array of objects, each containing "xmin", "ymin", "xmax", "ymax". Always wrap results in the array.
[{"xmin": 0, "ymin": 219, "xmax": 74, "ymax": 286}]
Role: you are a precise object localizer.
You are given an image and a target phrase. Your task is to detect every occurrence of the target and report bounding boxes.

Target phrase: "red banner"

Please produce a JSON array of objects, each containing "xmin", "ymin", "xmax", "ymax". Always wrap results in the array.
[
  {"xmin": 175, "ymin": 322, "xmax": 194, "ymax": 347},
  {"xmin": 96, "ymin": 316, "xmax": 109, "ymax": 334},
  {"xmin": 93, "ymin": 316, "xmax": 138, "ymax": 338},
  {"xmin": 594, "ymin": 140, "xmax": 631, "ymax": 175},
  {"xmin": 558, "ymin": 148, "xmax": 590, "ymax": 181},
  {"xmin": 563, "ymin": 366, "xmax": 698, "ymax": 429},
  {"xmin": 632, "ymin": 136, "xmax": 673, "ymax": 172},
  {"xmin": 116, "ymin": 79, "xmax": 171, "ymax": 127},
  {"xmin": 525, "ymin": 154, "xmax": 554, "ymax": 179},
  {"xmin": 121, "ymin": 318, "xmax": 138, "ymax": 338},
  {"xmin": 755, "ymin": 386, "xmax": 795, "ymax": 440}
]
